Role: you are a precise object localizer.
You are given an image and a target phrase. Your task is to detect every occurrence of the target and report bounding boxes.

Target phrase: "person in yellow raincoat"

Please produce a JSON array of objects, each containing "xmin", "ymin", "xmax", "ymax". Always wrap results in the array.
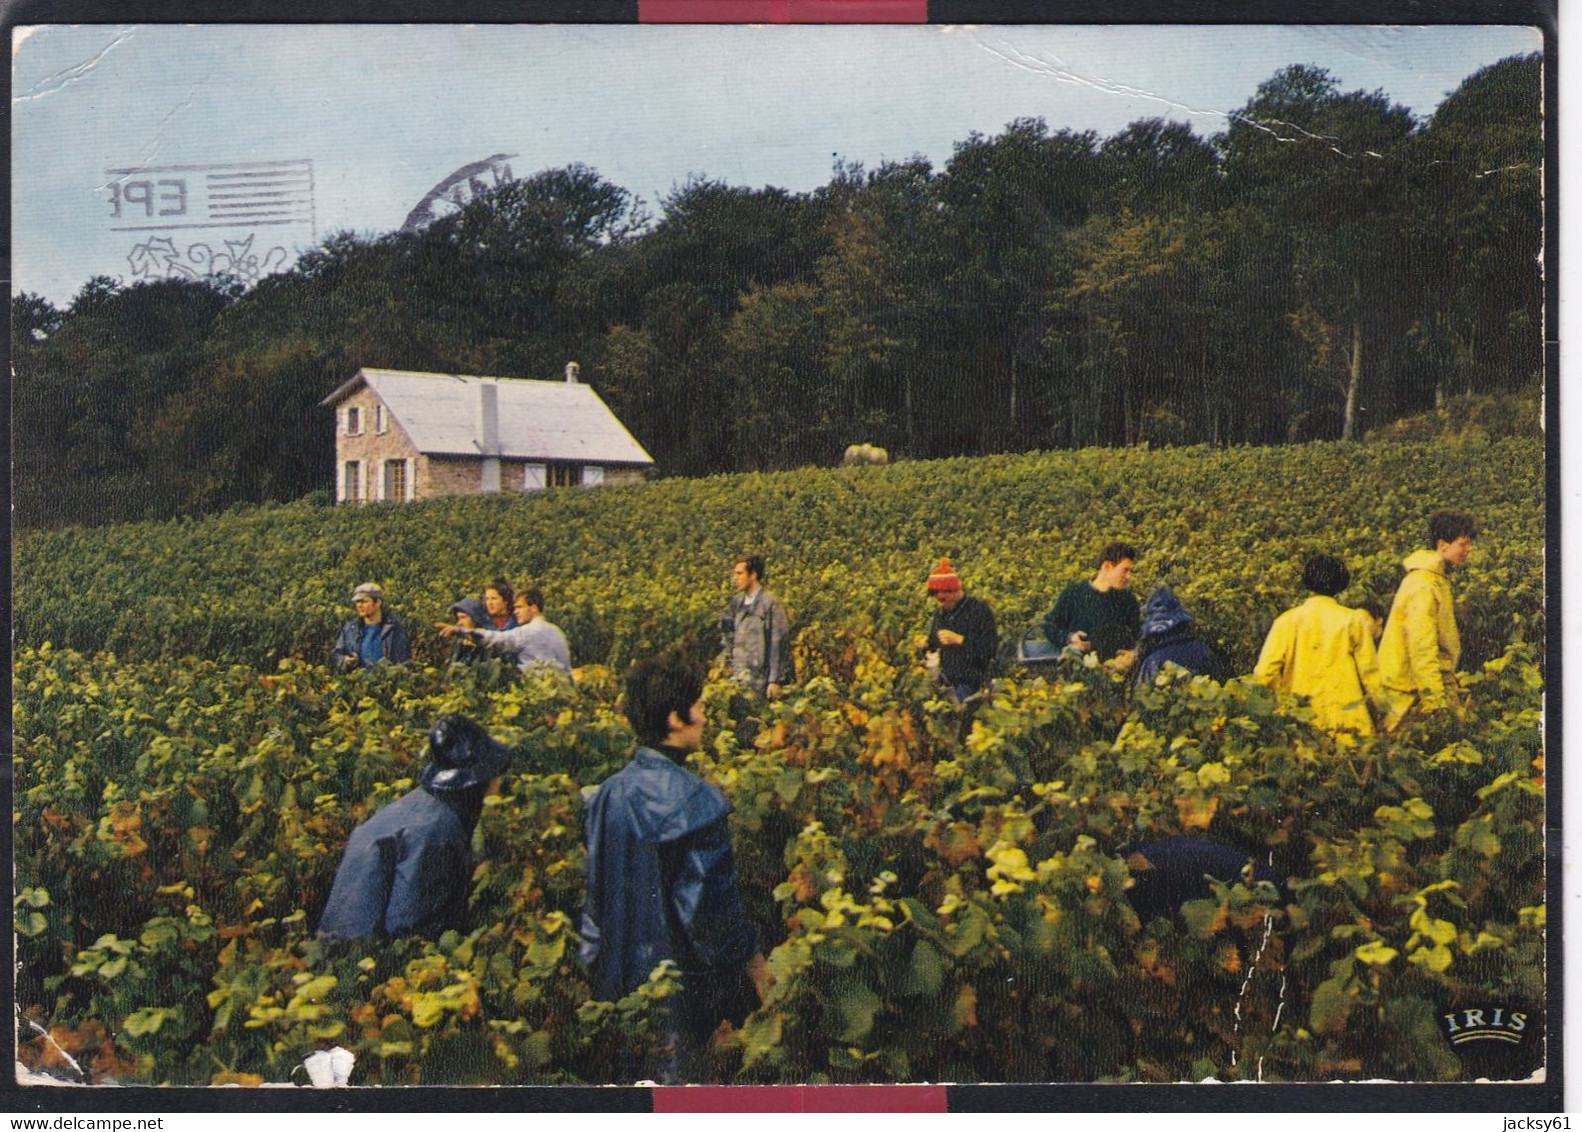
[
  {"xmin": 1377, "ymin": 509, "xmax": 1478, "ymax": 730},
  {"xmin": 1253, "ymin": 553, "xmax": 1387, "ymax": 736}
]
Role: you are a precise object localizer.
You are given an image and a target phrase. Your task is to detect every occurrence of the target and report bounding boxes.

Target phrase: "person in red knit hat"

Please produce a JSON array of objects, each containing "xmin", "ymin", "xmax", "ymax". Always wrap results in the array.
[{"xmin": 924, "ymin": 557, "xmax": 998, "ymax": 703}]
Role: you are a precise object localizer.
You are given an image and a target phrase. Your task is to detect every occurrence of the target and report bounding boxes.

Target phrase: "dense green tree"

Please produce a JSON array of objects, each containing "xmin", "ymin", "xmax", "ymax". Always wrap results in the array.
[{"xmin": 11, "ymin": 56, "xmax": 1545, "ymax": 529}]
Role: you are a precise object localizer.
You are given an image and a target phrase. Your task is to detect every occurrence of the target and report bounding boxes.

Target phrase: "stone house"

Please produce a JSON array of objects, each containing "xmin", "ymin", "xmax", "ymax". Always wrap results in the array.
[{"xmin": 319, "ymin": 365, "xmax": 654, "ymax": 504}]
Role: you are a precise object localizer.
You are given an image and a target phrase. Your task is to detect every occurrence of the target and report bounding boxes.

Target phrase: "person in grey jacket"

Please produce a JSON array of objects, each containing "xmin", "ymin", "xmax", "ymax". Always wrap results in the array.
[{"xmin": 719, "ymin": 555, "xmax": 794, "ymax": 699}]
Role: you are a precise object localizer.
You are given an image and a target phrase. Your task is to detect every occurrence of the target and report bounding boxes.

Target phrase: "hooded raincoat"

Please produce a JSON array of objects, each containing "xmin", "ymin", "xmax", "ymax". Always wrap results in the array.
[
  {"xmin": 1133, "ymin": 586, "xmax": 1223, "ymax": 686},
  {"xmin": 1253, "ymin": 594, "xmax": 1386, "ymax": 736},
  {"xmin": 580, "ymin": 748, "xmax": 759, "ymax": 1051},
  {"xmin": 316, "ymin": 788, "xmax": 473, "ymax": 939},
  {"xmin": 318, "ymin": 714, "xmax": 509, "ymax": 941},
  {"xmin": 1377, "ymin": 549, "xmax": 1462, "ymax": 725}
]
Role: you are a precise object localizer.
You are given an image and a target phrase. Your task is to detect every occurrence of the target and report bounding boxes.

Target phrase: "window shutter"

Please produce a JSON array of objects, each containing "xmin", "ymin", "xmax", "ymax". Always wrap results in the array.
[
  {"xmin": 338, "ymin": 462, "xmax": 347, "ymax": 503},
  {"xmin": 583, "ymin": 466, "xmax": 605, "ymax": 487},
  {"xmin": 405, "ymin": 458, "xmax": 415, "ymax": 501},
  {"xmin": 357, "ymin": 460, "xmax": 367, "ymax": 503},
  {"xmin": 523, "ymin": 463, "xmax": 546, "ymax": 491},
  {"xmin": 374, "ymin": 459, "xmax": 385, "ymax": 501}
]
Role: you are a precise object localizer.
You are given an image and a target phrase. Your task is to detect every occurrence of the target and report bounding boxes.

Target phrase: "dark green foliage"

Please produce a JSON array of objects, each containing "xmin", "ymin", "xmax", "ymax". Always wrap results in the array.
[{"xmin": 11, "ymin": 55, "xmax": 1543, "ymax": 528}]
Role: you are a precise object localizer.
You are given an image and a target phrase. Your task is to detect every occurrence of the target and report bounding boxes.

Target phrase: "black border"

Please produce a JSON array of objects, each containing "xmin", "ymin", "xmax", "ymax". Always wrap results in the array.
[{"xmin": 2, "ymin": 0, "xmax": 1561, "ymax": 1115}]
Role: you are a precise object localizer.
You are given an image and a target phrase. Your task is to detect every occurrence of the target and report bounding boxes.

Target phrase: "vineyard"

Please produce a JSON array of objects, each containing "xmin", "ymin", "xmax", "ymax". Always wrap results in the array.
[{"xmin": 14, "ymin": 438, "xmax": 1547, "ymax": 1085}]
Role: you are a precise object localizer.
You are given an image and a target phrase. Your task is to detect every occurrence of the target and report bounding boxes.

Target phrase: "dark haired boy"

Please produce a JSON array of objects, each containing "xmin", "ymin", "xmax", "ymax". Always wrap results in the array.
[
  {"xmin": 720, "ymin": 554, "xmax": 794, "ymax": 699},
  {"xmin": 1252, "ymin": 554, "xmax": 1386, "ymax": 737},
  {"xmin": 1042, "ymin": 540, "xmax": 1141, "ymax": 666},
  {"xmin": 580, "ymin": 648, "xmax": 768, "ymax": 1080},
  {"xmin": 1378, "ymin": 510, "xmax": 1479, "ymax": 730}
]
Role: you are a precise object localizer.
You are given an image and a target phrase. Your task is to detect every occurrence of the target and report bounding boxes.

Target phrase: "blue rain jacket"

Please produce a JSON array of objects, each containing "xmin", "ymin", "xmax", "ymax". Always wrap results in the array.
[
  {"xmin": 1126, "ymin": 836, "xmax": 1284, "ymax": 923},
  {"xmin": 580, "ymin": 748, "xmax": 759, "ymax": 1018},
  {"xmin": 1133, "ymin": 586, "xmax": 1224, "ymax": 685},
  {"xmin": 317, "ymin": 787, "xmax": 471, "ymax": 940}
]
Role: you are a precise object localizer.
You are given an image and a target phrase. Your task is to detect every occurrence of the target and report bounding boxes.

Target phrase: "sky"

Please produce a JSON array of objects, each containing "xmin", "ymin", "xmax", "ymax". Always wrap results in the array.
[{"xmin": 9, "ymin": 22, "xmax": 1543, "ymax": 306}]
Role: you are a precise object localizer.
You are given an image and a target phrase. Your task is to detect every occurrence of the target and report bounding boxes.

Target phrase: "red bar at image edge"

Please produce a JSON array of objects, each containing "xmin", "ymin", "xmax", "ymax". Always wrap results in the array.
[
  {"xmin": 640, "ymin": 0, "xmax": 928, "ymax": 22},
  {"xmin": 653, "ymin": 1085, "xmax": 949, "ymax": 1112}
]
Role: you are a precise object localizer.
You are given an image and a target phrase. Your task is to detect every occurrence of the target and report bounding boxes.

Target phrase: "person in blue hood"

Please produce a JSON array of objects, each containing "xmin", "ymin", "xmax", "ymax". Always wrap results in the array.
[
  {"xmin": 1132, "ymin": 585, "xmax": 1229, "ymax": 686},
  {"xmin": 580, "ymin": 647, "xmax": 768, "ymax": 1081},
  {"xmin": 317, "ymin": 713, "xmax": 511, "ymax": 941},
  {"xmin": 444, "ymin": 596, "xmax": 492, "ymax": 666}
]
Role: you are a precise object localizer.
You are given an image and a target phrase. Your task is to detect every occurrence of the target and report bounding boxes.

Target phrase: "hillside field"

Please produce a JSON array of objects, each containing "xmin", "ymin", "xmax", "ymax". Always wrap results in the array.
[{"xmin": 13, "ymin": 438, "xmax": 1548, "ymax": 1085}]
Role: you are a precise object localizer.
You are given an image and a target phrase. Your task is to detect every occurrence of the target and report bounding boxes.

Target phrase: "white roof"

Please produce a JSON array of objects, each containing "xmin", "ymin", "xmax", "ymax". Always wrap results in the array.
[{"xmin": 322, "ymin": 368, "xmax": 654, "ymax": 466}]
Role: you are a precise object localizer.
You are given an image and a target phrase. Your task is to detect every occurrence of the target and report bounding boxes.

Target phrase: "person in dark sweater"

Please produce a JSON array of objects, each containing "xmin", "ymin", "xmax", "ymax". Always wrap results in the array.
[
  {"xmin": 1043, "ymin": 541, "xmax": 1142, "ymax": 668},
  {"xmin": 924, "ymin": 558, "xmax": 998, "ymax": 702}
]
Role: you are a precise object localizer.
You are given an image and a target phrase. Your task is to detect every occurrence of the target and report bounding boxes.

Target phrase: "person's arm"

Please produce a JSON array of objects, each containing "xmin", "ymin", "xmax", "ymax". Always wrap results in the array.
[
  {"xmin": 383, "ymin": 822, "xmax": 470, "ymax": 936},
  {"xmin": 719, "ymin": 600, "xmax": 738, "ymax": 669},
  {"xmin": 386, "ymin": 619, "xmax": 412, "ymax": 665},
  {"xmin": 1352, "ymin": 615, "xmax": 1389, "ymax": 717},
  {"xmin": 1399, "ymin": 587, "xmax": 1448, "ymax": 709},
  {"xmin": 967, "ymin": 603, "xmax": 998, "ymax": 678},
  {"xmin": 317, "ymin": 829, "xmax": 395, "ymax": 939},
  {"xmin": 1046, "ymin": 586, "xmax": 1089, "ymax": 649},
  {"xmin": 1251, "ymin": 615, "xmax": 1290, "ymax": 688},
  {"xmin": 766, "ymin": 597, "xmax": 792, "ymax": 694},
  {"xmin": 468, "ymin": 624, "xmax": 530, "ymax": 657},
  {"xmin": 331, "ymin": 623, "xmax": 357, "ymax": 672},
  {"xmin": 664, "ymin": 819, "xmax": 760, "ymax": 972}
]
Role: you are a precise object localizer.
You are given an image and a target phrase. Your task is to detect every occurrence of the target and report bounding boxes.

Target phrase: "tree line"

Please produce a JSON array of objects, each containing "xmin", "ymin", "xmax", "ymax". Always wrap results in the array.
[{"xmin": 13, "ymin": 57, "xmax": 1541, "ymax": 530}]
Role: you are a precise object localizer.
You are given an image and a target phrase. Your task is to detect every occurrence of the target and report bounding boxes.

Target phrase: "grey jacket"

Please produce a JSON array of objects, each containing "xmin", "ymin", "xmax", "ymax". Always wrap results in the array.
[
  {"xmin": 468, "ymin": 617, "xmax": 573, "ymax": 676},
  {"xmin": 719, "ymin": 589, "xmax": 793, "ymax": 695}
]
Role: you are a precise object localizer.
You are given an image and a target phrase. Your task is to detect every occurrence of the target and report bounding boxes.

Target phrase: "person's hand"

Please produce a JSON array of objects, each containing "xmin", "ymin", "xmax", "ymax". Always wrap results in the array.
[
  {"xmin": 1104, "ymin": 648, "xmax": 1138, "ymax": 673},
  {"xmin": 435, "ymin": 622, "xmax": 459, "ymax": 638},
  {"xmin": 341, "ymin": 654, "xmax": 359, "ymax": 669},
  {"xmin": 766, "ymin": 683, "xmax": 782, "ymax": 700},
  {"xmin": 936, "ymin": 629, "xmax": 964, "ymax": 647},
  {"xmin": 1068, "ymin": 631, "xmax": 1092, "ymax": 651}
]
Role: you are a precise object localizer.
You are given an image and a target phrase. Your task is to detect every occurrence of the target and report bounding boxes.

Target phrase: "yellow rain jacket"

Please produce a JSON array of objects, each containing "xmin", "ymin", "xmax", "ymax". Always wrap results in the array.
[
  {"xmin": 1253, "ymin": 594, "xmax": 1386, "ymax": 735},
  {"xmin": 1377, "ymin": 548, "xmax": 1461, "ymax": 726}
]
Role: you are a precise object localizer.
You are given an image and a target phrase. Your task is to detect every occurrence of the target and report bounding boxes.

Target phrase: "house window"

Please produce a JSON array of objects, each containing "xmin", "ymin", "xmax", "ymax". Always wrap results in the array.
[
  {"xmin": 384, "ymin": 459, "xmax": 407, "ymax": 502},
  {"xmin": 548, "ymin": 463, "xmax": 583, "ymax": 488},
  {"xmin": 523, "ymin": 464, "xmax": 546, "ymax": 492},
  {"xmin": 375, "ymin": 405, "xmax": 388, "ymax": 435},
  {"xmin": 343, "ymin": 461, "xmax": 362, "ymax": 503},
  {"xmin": 345, "ymin": 406, "xmax": 363, "ymax": 436}
]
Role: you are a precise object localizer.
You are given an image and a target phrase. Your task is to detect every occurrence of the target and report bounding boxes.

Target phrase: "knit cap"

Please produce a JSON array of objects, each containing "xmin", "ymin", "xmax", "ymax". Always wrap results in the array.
[{"xmin": 927, "ymin": 558, "xmax": 962, "ymax": 592}]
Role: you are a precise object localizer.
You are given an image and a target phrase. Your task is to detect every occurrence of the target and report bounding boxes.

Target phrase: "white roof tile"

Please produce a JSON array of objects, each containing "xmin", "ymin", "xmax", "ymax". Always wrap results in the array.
[{"xmin": 323, "ymin": 368, "xmax": 653, "ymax": 466}]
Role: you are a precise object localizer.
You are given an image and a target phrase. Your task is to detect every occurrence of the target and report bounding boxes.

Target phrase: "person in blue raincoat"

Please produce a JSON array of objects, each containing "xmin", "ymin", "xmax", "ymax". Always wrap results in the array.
[
  {"xmin": 1132, "ymin": 585, "xmax": 1229, "ymax": 687},
  {"xmin": 580, "ymin": 647, "xmax": 769, "ymax": 1081},
  {"xmin": 317, "ymin": 714, "xmax": 511, "ymax": 941}
]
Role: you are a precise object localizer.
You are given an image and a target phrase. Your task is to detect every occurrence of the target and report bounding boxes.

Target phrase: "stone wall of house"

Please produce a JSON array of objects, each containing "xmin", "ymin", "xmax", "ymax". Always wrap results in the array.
[
  {"xmin": 333, "ymin": 388, "xmax": 421, "ymax": 502},
  {"xmin": 422, "ymin": 456, "xmax": 484, "ymax": 499},
  {"xmin": 602, "ymin": 467, "xmax": 647, "ymax": 487}
]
